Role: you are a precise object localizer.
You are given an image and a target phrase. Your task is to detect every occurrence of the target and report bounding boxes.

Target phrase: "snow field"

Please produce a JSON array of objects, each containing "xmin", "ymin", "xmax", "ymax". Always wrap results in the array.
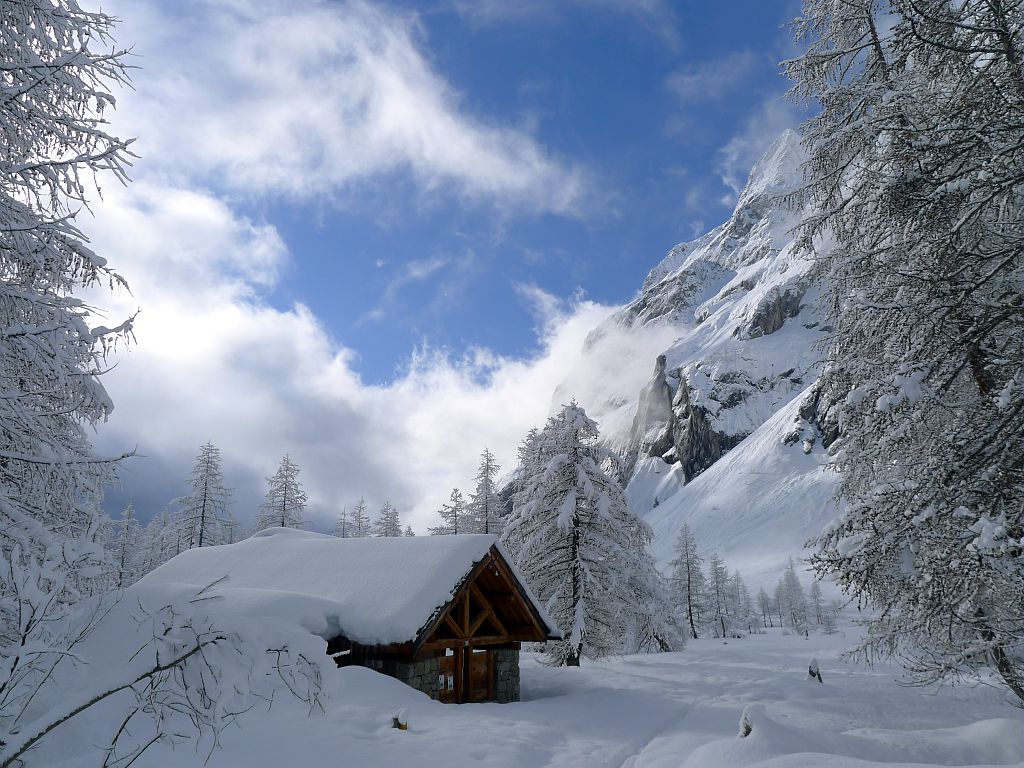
[{"xmin": 118, "ymin": 621, "xmax": 1021, "ymax": 768}]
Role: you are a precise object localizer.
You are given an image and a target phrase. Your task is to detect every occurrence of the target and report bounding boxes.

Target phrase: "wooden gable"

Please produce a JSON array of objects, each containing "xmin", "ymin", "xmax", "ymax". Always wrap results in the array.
[{"xmin": 415, "ymin": 544, "xmax": 554, "ymax": 654}]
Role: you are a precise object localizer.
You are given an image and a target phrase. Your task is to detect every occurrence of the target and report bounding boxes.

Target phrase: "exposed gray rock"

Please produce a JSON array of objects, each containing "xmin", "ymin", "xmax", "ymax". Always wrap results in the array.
[
  {"xmin": 671, "ymin": 381, "xmax": 744, "ymax": 483},
  {"xmin": 625, "ymin": 355, "xmax": 677, "ymax": 476},
  {"xmin": 749, "ymin": 285, "xmax": 804, "ymax": 338}
]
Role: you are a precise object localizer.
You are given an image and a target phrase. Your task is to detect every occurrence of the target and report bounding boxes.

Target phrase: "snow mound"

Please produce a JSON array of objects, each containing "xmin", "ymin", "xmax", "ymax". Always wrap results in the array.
[{"xmin": 141, "ymin": 529, "xmax": 501, "ymax": 645}]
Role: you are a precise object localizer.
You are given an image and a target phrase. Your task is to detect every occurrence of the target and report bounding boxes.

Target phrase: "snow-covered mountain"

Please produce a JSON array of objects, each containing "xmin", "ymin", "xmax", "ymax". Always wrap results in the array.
[{"xmin": 554, "ymin": 130, "xmax": 841, "ymax": 582}]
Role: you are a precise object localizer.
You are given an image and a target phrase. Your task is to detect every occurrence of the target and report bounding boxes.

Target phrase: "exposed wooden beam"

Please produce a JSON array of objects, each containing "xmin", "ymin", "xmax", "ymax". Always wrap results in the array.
[
  {"xmin": 469, "ymin": 581, "xmax": 509, "ymax": 637},
  {"xmin": 443, "ymin": 613, "xmax": 464, "ymax": 638}
]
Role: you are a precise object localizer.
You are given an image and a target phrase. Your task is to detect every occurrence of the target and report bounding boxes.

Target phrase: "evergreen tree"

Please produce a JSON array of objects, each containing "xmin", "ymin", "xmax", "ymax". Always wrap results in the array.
[
  {"xmin": 670, "ymin": 524, "xmax": 705, "ymax": 639},
  {"xmin": 705, "ymin": 554, "xmax": 731, "ymax": 638},
  {"xmin": 787, "ymin": 0, "xmax": 1024, "ymax": 702},
  {"xmin": 757, "ymin": 586, "xmax": 774, "ymax": 629},
  {"xmin": 333, "ymin": 507, "xmax": 350, "ymax": 538},
  {"xmin": 255, "ymin": 455, "xmax": 307, "ymax": 531},
  {"xmin": 503, "ymin": 402, "xmax": 659, "ymax": 665},
  {"xmin": 429, "ymin": 488, "xmax": 467, "ymax": 535},
  {"xmin": 730, "ymin": 570, "xmax": 755, "ymax": 635},
  {"xmin": 373, "ymin": 501, "xmax": 402, "ymax": 537},
  {"xmin": 137, "ymin": 509, "xmax": 176, "ymax": 576},
  {"xmin": 0, "ymin": 0, "xmax": 135, "ymax": 638},
  {"xmin": 468, "ymin": 447, "xmax": 503, "ymax": 534},
  {"xmin": 809, "ymin": 580, "xmax": 825, "ymax": 625},
  {"xmin": 111, "ymin": 503, "xmax": 141, "ymax": 588},
  {"xmin": 404, "ymin": 525, "xmax": 415, "ymax": 537},
  {"xmin": 778, "ymin": 559, "xmax": 811, "ymax": 637},
  {"xmin": 176, "ymin": 441, "xmax": 233, "ymax": 548},
  {"xmin": 350, "ymin": 497, "xmax": 371, "ymax": 537}
]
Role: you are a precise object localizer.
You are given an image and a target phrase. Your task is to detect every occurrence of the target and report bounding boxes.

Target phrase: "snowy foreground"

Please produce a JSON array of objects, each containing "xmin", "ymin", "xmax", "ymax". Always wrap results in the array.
[{"xmin": 102, "ymin": 627, "xmax": 1023, "ymax": 768}]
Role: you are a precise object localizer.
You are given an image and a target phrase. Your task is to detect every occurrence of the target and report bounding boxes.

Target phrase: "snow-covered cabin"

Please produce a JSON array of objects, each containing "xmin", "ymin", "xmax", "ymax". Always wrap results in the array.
[{"xmin": 141, "ymin": 528, "xmax": 559, "ymax": 703}]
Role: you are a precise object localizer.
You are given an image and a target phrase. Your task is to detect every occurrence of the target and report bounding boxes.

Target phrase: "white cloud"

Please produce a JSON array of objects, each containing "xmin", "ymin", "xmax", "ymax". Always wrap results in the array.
[
  {"xmin": 107, "ymin": 0, "xmax": 587, "ymax": 214},
  {"xmin": 451, "ymin": 0, "xmax": 678, "ymax": 45},
  {"xmin": 667, "ymin": 51, "xmax": 761, "ymax": 103},
  {"xmin": 85, "ymin": 184, "xmax": 675, "ymax": 533}
]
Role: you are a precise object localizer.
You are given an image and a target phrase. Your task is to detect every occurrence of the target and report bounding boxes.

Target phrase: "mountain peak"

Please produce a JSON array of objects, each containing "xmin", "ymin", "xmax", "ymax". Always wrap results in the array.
[{"xmin": 736, "ymin": 128, "xmax": 805, "ymax": 209}]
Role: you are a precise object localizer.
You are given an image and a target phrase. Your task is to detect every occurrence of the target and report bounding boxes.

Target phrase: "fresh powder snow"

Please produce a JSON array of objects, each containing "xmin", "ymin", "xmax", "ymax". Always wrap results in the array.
[{"xmin": 140, "ymin": 528, "xmax": 505, "ymax": 644}]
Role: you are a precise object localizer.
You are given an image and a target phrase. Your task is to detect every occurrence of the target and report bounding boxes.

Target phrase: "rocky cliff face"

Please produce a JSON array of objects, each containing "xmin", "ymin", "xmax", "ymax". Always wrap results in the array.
[
  {"xmin": 552, "ymin": 130, "xmax": 841, "ymax": 575},
  {"xmin": 579, "ymin": 130, "xmax": 823, "ymax": 480}
]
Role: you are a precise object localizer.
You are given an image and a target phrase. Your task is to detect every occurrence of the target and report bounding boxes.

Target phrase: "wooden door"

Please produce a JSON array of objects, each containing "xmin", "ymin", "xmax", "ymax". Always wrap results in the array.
[{"xmin": 465, "ymin": 648, "xmax": 492, "ymax": 703}]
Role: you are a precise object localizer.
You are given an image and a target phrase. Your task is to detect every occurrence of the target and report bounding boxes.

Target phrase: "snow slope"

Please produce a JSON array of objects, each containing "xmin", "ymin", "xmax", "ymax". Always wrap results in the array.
[
  {"xmin": 635, "ymin": 388, "xmax": 839, "ymax": 584},
  {"xmin": 68, "ymin": 620, "xmax": 1021, "ymax": 768}
]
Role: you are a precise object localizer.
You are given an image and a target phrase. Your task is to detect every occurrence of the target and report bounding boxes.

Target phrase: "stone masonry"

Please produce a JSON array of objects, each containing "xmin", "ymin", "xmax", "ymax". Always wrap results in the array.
[
  {"xmin": 493, "ymin": 648, "xmax": 520, "ymax": 703},
  {"xmin": 364, "ymin": 656, "xmax": 441, "ymax": 700}
]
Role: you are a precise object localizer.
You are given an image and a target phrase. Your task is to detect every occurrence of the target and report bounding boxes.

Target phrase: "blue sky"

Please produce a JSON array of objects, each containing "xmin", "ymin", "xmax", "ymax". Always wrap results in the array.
[
  {"xmin": 243, "ymin": 0, "xmax": 803, "ymax": 380},
  {"xmin": 88, "ymin": 0, "xmax": 806, "ymax": 530}
]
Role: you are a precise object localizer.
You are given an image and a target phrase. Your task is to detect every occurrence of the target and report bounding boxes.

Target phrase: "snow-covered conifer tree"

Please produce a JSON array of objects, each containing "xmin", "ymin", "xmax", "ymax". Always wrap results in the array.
[
  {"xmin": 809, "ymin": 580, "xmax": 824, "ymax": 625},
  {"xmin": 110, "ymin": 504, "xmax": 141, "ymax": 588},
  {"xmin": 705, "ymin": 554, "xmax": 732, "ymax": 638},
  {"xmin": 0, "ymin": 0, "xmax": 135, "ymax": 618},
  {"xmin": 333, "ymin": 507, "xmax": 350, "ymax": 537},
  {"xmin": 778, "ymin": 560, "xmax": 810, "ymax": 636},
  {"xmin": 176, "ymin": 442, "xmax": 233, "ymax": 548},
  {"xmin": 255, "ymin": 455, "xmax": 307, "ymax": 531},
  {"xmin": 404, "ymin": 525, "xmax": 415, "ymax": 537},
  {"xmin": 670, "ymin": 524, "xmax": 705, "ymax": 639},
  {"xmin": 757, "ymin": 586, "xmax": 774, "ymax": 629},
  {"xmin": 429, "ymin": 488, "xmax": 467, "ymax": 535},
  {"xmin": 373, "ymin": 501, "xmax": 402, "ymax": 537},
  {"xmin": 467, "ymin": 447, "xmax": 503, "ymax": 534},
  {"xmin": 787, "ymin": 0, "xmax": 1024, "ymax": 702},
  {"xmin": 502, "ymin": 402, "xmax": 661, "ymax": 665},
  {"xmin": 350, "ymin": 498, "xmax": 371, "ymax": 537},
  {"xmin": 730, "ymin": 570, "xmax": 755, "ymax": 635}
]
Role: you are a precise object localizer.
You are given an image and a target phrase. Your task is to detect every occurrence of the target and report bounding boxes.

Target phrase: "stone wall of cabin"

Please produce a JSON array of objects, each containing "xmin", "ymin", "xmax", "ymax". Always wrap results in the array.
[
  {"xmin": 364, "ymin": 657, "xmax": 441, "ymax": 700},
  {"xmin": 493, "ymin": 648, "xmax": 520, "ymax": 703}
]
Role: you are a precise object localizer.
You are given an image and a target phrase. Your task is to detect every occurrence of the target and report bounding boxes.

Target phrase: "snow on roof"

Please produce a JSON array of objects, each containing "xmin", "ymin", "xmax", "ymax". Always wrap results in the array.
[{"xmin": 140, "ymin": 528, "xmax": 521, "ymax": 646}]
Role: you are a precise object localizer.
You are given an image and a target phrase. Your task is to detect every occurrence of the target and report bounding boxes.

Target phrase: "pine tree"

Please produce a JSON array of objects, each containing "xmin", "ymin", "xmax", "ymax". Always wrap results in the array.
[
  {"xmin": 404, "ymin": 525, "xmax": 415, "ymax": 537},
  {"xmin": 137, "ymin": 509, "xmax": 175, "ymax": 576},
  {"xmin": 429, "ymin": 488, "xmax": 467, "ymax": 535},
  {"xmin": 333, "ymin": 507, "xmax": 350, "ymax": 538},
  {"xmin": 176, "ymin": 442, "xmax": 233, "ymax": 548},
  {"xmin": 503, "ymin": 402, "xmax": 660, "ymax": 665},
  {"xmin": 467, "ymin": 447, "xmax": 503, "ymax": 534},
  {"xmin": 778, "ymin": 559, "xmax": 810, "ymax": 637},
  {"xmin": 705, "ymin": 554, "xmax": 731, "ymax": 638},
  {"xmin": 373, "ymin": 501, "xmax": 402, "ymax": 537},
  {"xmin": 670, "ymin": 524, "xmax": 705, "ymax": 639},
  {"xmin": 0, "ymin": 0, "xmax": 135, "ymax": 630},
  {"xmin": 787, "ymin": 0, "xmax": 1024, "ymax": 702},
  {"xmin": 809, "ymin": 580, "xmax": 825, "ymax": 625},
  {"xmin": 757, "ymin": 586, "xmax": 774, "ymax": 629},
  {"xmin": 350, "ymin": 498, "xmax": 370, "ymax": 537},
  {"xmin": 730, "ymin": 570, "xmax": 754, "ymax": 635},
  {"xmin": 110, "ymin": 504, "xmax": 141, "ymax": 588},
  {"xmin": 255, "ymin": 455, "xmax": 307, "ymax": 531}
]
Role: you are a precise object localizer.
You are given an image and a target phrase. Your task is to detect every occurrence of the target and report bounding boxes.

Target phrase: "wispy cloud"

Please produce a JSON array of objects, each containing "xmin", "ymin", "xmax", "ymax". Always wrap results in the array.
[
  {"xmin": 667, "ymin": 51, "xmax": 761, "ymax": 103},
  {"xmin": 450, "ymin": 0, "xmax": 679, "ymax": 47},
  {"xmin": 109, "ymin": 0, "xmax": 589, "ymax": 216}
]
